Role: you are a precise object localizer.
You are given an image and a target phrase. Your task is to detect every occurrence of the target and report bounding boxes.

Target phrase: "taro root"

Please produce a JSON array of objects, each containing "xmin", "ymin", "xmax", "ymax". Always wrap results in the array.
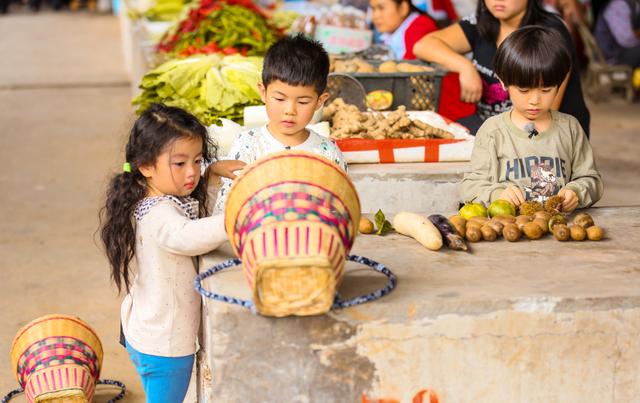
[
  {"xmin": 466, "ymin": 226, "xmax": 482, "ymax": 242},
  {"xmin": 574, "ymin": 212, "xmax": 595, "ymax": 229},
  {"xmin": 586, "ymin": 225, "xmax": 605, "ymax": 241},
  {"xmin": 569, "ymin": 224, "xmax": 586, "ymax": 241},
  {"xmin": 523, "ymin": 222, "xmax": 544, "ymax": 240},
  {"xmin": 502, "ymin": 223, "xmax": 521, "ymax": 242},
  {"xmin": 481, "ymin": 224, "xmax": 498, "ymax": 241},
  {"xmin": 553, "ymin": 224, "xmax": 571, "ymax": 241}
]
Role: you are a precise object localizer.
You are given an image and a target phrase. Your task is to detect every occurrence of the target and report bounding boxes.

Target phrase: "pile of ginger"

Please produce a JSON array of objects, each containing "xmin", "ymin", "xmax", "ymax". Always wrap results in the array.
[{"xmin": 323, "ymin": 98, "xmax": 454, "ymax": 140}]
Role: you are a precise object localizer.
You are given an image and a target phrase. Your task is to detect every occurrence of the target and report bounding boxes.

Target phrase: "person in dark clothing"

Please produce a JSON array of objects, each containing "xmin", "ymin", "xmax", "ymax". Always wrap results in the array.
[
  {"xmin": 413, "ymin": 0, "xmax": 591, "ymax": 137},
  {"xmin": 594, "ymin": 0, "xmax": 640, "ymax": 68}
]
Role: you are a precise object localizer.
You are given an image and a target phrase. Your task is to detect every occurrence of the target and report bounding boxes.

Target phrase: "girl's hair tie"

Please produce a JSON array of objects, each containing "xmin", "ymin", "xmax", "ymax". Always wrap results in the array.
[{"xmin": 122, "ymin": 162, "xmax": 132, "ymax": 173}]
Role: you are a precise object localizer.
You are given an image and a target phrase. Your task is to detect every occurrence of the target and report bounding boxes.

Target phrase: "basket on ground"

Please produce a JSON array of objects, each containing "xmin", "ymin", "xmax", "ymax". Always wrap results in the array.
[{"xmin": 10, "ymin": 315, "xmax": 103, "ymax": 403}]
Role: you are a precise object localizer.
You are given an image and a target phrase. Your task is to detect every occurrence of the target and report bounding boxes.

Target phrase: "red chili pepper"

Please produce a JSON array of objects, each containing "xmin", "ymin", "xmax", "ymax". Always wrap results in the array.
[
  {"xmin": 222, "ymin": 47, "xmax": 238, "ymax": 55},
  {"xmin": 240, "ymin": 48, "xmax": 248, "ymax": 56},
  {"xmin": 251, "ymin": 29, "xmax": 262, "ymax": 41}
]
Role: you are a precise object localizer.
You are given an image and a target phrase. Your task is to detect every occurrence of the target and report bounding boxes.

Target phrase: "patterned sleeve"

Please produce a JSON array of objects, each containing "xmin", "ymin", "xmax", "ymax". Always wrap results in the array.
[
  {"xmin": 319, "ymin": 137, "xmax": 348, "ymax": 172},
  {"xmin": 332, "ymin": 142, "xmax": 348, "ymax": 172},
  {"xmin": 213, "ymin": 129, "xmax": 257, "ymax": 213}
]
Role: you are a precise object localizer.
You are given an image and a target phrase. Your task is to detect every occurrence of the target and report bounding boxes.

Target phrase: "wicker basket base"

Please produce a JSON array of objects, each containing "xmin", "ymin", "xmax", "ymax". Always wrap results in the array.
[
  {"xmin": 254, "ymin": 257, "xmax": 336, "ymax": 317},
  {"xmin": 35, "ymin": 390, "xmax": 87, "ymax": 403}
]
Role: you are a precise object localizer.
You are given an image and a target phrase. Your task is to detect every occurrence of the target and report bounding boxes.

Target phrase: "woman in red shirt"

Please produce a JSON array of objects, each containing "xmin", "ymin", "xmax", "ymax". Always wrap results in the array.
[
  {"xmin": 370, "ymin": 0, "xmax": 475, "ymax": 121},
  {"xmin": 370, "ymin": 0, "xmax": 438, "ymax": 59}
]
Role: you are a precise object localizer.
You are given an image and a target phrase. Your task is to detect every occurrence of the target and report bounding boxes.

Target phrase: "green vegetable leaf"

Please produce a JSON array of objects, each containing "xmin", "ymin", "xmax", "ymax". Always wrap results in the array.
[{"xmin": 374, "ymin": 209, "xmax": 393, "ymax": 236}]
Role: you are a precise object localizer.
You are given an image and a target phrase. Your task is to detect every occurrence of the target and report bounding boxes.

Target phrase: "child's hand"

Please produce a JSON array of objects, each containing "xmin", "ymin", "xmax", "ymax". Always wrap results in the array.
[
  {"xmin": 558, "ymin": 188, "xmax": 579, "ymax": 213},
  {"xmin": 498, "ymin": 185, "xmax": 525, "ymax": 206},
  {"xmin": 208, "ymin": 160, "xmax": 246, "ymax": 180}
]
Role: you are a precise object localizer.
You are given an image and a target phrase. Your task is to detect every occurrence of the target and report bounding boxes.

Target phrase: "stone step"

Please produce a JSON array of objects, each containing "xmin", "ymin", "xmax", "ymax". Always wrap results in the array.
[{"xmin": 348, "ymin": 162, "xmax": 469, "ymax": 214}]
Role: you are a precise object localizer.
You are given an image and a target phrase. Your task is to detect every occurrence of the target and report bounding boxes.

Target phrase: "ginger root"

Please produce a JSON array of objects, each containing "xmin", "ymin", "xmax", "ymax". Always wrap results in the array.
[{"xmin": 325, "ymin": 98, "xmax": 455, "ymax": 140}]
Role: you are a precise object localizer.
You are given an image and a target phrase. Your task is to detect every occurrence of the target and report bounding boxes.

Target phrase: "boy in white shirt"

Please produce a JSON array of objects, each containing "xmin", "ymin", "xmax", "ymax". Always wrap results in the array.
[{"xmin": 215, "ymin": 34, "xmax": 347, "ymax": 213}]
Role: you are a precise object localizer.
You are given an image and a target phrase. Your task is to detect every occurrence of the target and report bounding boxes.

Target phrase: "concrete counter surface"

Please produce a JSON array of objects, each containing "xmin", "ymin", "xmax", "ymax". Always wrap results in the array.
[{"xmin": 197, "ymin": 207, "xmax": 640, "ymax": 402}]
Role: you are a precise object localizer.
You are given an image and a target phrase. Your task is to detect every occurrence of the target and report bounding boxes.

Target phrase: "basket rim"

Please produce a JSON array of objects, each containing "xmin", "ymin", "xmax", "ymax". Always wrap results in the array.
[
  {"xmin": 10, "ymin": 314, "xmax": 103, "ymax": 378},
  {"xmin": 224, "ymin": 151, "xmax": 361, "ymax": 255}
]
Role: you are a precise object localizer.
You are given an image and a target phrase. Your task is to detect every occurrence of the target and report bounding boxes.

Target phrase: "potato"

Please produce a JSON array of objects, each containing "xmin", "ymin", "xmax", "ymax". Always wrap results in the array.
[
  {"xmin": 548, "ymin": 214, "xmax": 568, "ymax": 233},
  {"xmin": 553, "ymin": 224, "xmax": 570, "ymax": 241},
  {"xmin": 532, "ymin": 218, "xmax": 549, "ymax": 234},
  {"xmin": 359, "ymin": 217, "xmax": 374, "ymax": 234},
  {"xmin": 533, "ymin": 211, "xmax": 552, "ymax": 222},
  {"xmin": 569, "ymin": 224, "xmax": 586, "ymax": 241},
  {"xmin": 493, "ymin": 215, "xmax": 516, "ymax": 224},
  {"xmin": 574, "ymin": 212, "xmax": 595, "ymax": 229},
  {"xmin": 466, "ymin": 226, "xmax": 482, "ymax": 242},
  {"xmin": 396, "ymin": 62, "xmax": 432, "ymax": 73},
  {"xmin": 502, "ymin": 223, "xmax": 521, "ymax": 242},
  {"xmin": 448, "ymin": 215, "xmax": 466, "ymax": 237},
  {"xmin": 466, "ymin": 221, "xmax": 483, "ymax": 231},
  {"xmin": 378, "ymin": 61, "xmax": 398, "ymax": 73},
  {"xmin": 468, "ymin": 216, "xmax": 490, "ymax": 225},
  {"xmin": 481, "ymin": 225, "xmax": 497, "ymax": 241},
  {"xmin": 523, "ymin": 222, "xmax": 543, "ymax": 240},
  {"xmin": 586, "ymin": 225, "xmax": 605, "ymax": 241}
]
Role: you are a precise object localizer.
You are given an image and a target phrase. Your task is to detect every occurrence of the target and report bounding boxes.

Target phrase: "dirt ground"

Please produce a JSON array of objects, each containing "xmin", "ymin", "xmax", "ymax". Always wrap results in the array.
[{"xmin": 0, "ymin": 11, "xmax": 638, "ymax": 403}]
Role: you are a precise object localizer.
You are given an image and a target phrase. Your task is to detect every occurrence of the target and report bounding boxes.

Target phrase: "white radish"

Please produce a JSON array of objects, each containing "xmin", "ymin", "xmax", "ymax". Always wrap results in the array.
[{"xmin": 393, "ymin": 212, "xmax": 443, "ymax": 251}]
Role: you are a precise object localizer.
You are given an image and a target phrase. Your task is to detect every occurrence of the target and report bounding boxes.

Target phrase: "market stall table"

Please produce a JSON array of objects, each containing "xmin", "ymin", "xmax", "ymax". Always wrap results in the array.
[{"xmin": 196, "ymin": 207, "xmax": 640, "ymax": 402}]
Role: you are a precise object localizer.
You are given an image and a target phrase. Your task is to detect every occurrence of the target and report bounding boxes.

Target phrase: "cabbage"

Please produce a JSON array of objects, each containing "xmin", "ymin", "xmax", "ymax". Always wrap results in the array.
[{"xmin": 132, "ymin": 54, "xmax": 263, "ymax": 125}]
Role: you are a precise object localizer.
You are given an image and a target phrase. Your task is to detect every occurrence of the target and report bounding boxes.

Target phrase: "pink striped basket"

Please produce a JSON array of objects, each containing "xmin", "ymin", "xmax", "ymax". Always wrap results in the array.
[
  {"xmin": 224, "ymin": 151, "xmax": 361, "ymax": 317},
  {"xmin": 9, "ymin": 315, "xmax": 103, "ymax": 403}
]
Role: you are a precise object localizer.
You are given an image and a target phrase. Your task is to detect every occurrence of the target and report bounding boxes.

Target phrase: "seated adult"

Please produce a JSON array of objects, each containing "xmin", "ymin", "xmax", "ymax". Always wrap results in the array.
[
  {"xmin": 370, "ymin": 0, "xmax": 476, "ymax": 122},
  {"xmin": 370, "ymin": 0, "xmax": 439, "ymax": 59},
  {"xmin": 594, "ymin": 0, "xmax": 640, "ymax": 68},
  {"xmin": 413, "ymin": 0, "xmax": 591, "ymax": 137}
]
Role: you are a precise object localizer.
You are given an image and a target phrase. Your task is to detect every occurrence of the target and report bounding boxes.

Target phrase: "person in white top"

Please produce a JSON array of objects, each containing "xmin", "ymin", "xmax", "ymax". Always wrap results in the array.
[
  {"xmin": 215, "ymin": 34, "xmax": 348, "ymax": 213},
  {"xmin": 99, "ymin": 103, "xmax": 240, "ymax": 403}
]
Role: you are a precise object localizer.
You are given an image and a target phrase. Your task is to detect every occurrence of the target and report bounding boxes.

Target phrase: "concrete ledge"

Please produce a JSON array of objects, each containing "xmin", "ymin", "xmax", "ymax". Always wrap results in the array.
[
  {"xmin": 197, "ymin": 207, "xmax": 640, "ymax": 402},
  {"xmin": 348, "ymin": 162, "xmax": 469, "ymax": 214}
]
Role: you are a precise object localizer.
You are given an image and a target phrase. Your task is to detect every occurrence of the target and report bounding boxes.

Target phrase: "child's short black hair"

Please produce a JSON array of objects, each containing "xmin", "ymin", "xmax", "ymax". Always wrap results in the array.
[
  {"xmin": 262, "ymin": 34, "xmax": 330, "ymax": 95},
  {"xmin": 494, "ymin": 26, "xmax": 571, "ymax": 89}
]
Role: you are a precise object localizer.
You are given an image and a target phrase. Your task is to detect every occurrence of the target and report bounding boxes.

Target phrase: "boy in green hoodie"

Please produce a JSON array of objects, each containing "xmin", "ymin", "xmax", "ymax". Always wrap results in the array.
[{"xmin": 459, "ymin": 26, "xmax": 603, "ymax": 213}]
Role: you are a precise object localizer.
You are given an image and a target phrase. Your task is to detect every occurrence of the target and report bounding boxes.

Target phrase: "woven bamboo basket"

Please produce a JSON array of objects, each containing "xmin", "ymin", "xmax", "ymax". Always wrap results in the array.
[
  {"xmin": 224, "ymin": 151, "xmax": 360, "ymax": 317},
  {"xmin": 9, "ymin": 315, "xmax": 103, "ymax": 403}
]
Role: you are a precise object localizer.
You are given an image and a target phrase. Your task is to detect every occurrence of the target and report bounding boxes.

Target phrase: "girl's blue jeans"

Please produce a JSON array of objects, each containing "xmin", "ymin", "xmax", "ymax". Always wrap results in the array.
[{"xmin": 125, "ymin": 341, "xmax": 195, "ymax": 403}]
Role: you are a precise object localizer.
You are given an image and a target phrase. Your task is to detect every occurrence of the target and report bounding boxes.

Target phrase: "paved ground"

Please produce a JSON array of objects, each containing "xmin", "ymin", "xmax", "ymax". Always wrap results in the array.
[{"xmin": 0, "ymin": 10, "xmax": 638, "ymax": 403}]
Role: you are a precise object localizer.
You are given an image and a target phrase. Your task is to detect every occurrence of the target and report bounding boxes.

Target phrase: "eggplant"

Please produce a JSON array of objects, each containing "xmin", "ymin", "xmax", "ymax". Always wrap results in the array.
[{"xmin": 428, "ymin": 214, "xmax": 468, "ymax": 251}]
